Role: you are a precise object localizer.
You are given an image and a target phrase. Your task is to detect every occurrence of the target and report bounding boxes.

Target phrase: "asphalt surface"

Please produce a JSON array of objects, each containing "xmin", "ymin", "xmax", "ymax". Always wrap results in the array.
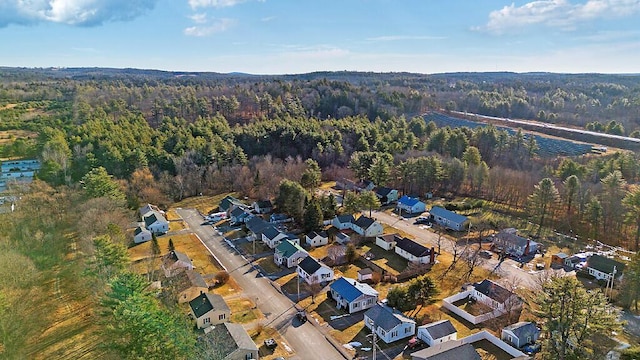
[
  {"xmin": 371, "ymin": 210, "xmax": 562, "ymax": 289},
  {"xmin": 176, "ymin": 208, "xmax": 346, "ymax": 360}
]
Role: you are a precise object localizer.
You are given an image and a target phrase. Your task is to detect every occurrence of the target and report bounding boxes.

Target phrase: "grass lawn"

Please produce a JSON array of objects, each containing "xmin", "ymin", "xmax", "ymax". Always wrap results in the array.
[
  {"xmin": 239, "ymin": 240, "xmax": 271, "ymax": 255},
  {"xmin": 225, "ymin": 228, "xmax": 248, "ymax": 240},
  {"xmin": 257, "ymin": 256, "xmax": 281, "ymax": 274},
  {"xmin": 171, "ymin": 193, "xmax": 238, "ymax": 215},
  {"xmin": 227, "ymin": 297, "xmax": 263, "ymax": 324},
  {"xmin": 249, "ymin": 325, "xmax": 294, "ymax": 360},
  {"xmin": 128, "ymin": 234, "xmax": 223, "ymax": 274},
  {"xmin": 308, "ymin": 244, "xmax": 330, "ymax": 259},
  {"xmin": 210, "ymin": 276, "xmax": 242, "ymax": 296},
  {"xmin": 165, "ymin": 209, "xmax": 181, "ymax": 221},
  {"xmin": 168, "ymin": 220, "xmax": 186, "ymax": 231},
  {"xmin": 360, "ymin": 244, "xmax": 408, "ymax": 275},
  {"xmin": 275, "ymin": 273, "xmax": 297, "ymax": 287},
  {"xmin": 329, "ymin": 322, "xmax": 366, "ymax": 346},
  {"xmin": 279, "ymin": 274, "xmax": 303, "ymax": 295}
]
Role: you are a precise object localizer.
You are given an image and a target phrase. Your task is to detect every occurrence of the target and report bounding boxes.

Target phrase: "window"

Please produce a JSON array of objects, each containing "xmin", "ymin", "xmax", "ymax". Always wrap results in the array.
[
  {"xmin": 405, "ymin": 327, "xmax": 411, "ymax": 333},
  {"xmin": 219, "ymin": 314, "xmax": 225, "ymax": 320},
  {"xmin": 367, "ymin": 298, "xmax": 373, "ymax": 304},
  {"xmin": 392, "ymin": 331, "xmax": 398, "ymax": 337},
  {"xmin": 354, "ymin": 302, "xmax": 359, "ymax": 308},
  {"xmin": 204, "ymin": 317, "xmax": 210, "ymax": 324}
]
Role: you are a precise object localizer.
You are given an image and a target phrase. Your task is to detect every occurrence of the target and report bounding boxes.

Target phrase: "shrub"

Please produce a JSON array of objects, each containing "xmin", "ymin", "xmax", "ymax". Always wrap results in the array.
[{"xmin": 215, "ymin": 271, "xmax": 230, "ymax": 285}]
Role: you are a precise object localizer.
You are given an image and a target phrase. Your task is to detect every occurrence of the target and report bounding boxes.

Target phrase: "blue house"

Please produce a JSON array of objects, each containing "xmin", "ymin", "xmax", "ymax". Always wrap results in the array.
[
  {"xmin": 396, "ymin": 195, "xmax": 426, "ymax": 214},
  {"xmin": 429, "ymin": 206, "xmax": 469, "ymax": 231}
]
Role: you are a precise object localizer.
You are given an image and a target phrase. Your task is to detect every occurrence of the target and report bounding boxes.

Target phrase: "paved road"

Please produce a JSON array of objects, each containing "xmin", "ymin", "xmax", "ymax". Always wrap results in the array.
[
  {"xmin": 371, "ymin": 210, "xmax": 550, "ymax": 289},
  {"xmin": 176, "ymin": 208, "xmax": 346, "ymax": 360}
]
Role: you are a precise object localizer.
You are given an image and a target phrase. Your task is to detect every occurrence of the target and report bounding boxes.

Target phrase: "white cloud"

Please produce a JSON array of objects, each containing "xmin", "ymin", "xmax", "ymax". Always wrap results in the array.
[
  {"xmin": 188, "ymin": 0, "xmax": 247, "ymax": 9},
  {"xmin": 189, "ymin": 13, "xmax": 208, "ymax": 24},
  {"xmin": 480, "ymin": 0, "xmax": 640, "ymax": 34},
  {"xmin": 184, "ymin": 18, "xmax": 235, "ymax": 36},
  {"xmin": 0, "ymin": 0, "xmax": 157, "ymax": 27},
  {"xmin": 261, "ymin": 15, "xmax": 276, "ymax": 22},
  {"xmin": 366, "ymin": 35, "xmax": 446, "ymax": 42}
]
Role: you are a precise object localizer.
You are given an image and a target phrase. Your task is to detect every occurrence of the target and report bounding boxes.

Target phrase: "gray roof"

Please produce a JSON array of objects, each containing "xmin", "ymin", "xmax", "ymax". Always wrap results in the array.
[
  {"xmin": 335, "ymin": 214, "xmax": 355, "ymax": 224},
  {"xmin": 262, "ymin": 225, "xmax": 282, "ymax": 240},
  {"xmin": 189, "ymin": 293, "xmax": 229, "ymax": 318},
  {"xmin": 168, "ymin": 250, "xmax": 192, "ymax": 265},
  {"xmin": 185, "ymin": 270, "xmax": 208, "ymax": 288},
  {"xmin": 307, "ymin": 230, "xmax": 328, "ymax": 239},
  {"xmin": 255, "ymin": 199, "xmax": 272, "ymax": 208},
  {"xmin": 143, "ymin": 211, "xmax": 167, "ymax": 227},
  {"xmin": 364, "ymin": 304, "xmax": 414, "ymax": 332},
  {"xmin": 420, "ymin": 320, "xmax": 457, "ymax": 340},
  {"xmin": 230, "ymin": 207, "xmax": 247, "ymax": 217},
  {"xmin": 395, "ymin": 237, "xmax": 432, "ymax": 258},
  {"xmin": 503, "ymin": 322, "xmax": 539, "ymax": 342},
  {"xmin": 246, "ymin": 216, "xmax": 270, "ymax": 234},
  {"xmin": 494, "ymin": 229, "xmax": 534, "ymax": 248},
  {"xmin": 473, "ymin": 279, "xmax": 514, "ymax": 303},
  {"xmin": 378, "ymin": 234, "xmax": 399, "ymax": 243},
  {"xmin": 134, "ymin": 226, "xmax": 150, "ymax": 236},
  {"xmin": 354, "ymin": 216, "xmax": 376, "ymax": 229},
  {"xmin": 587, "ymin": 254, "xmax": 625, "ymax": 276},
  {"xmin": 429, "ymin": 206, "xmax": 468, "ymax": 225},
  {"xmin": 375, "ymin": 187, "xmax": 395, "ymax": 197},
  {"xmin": 298, "ymin": 256, "xmax": 322, "ymax": 274},
  {"xmin": 411, "ymin": 340, "xmax": 480, "ymax": 360},
  {"xmin": 200, "ymin": 322, "xmax": 258, "ymax": 357},
  {"xmin": 223, "ymin": 322, "xmax": 259, "ymax": 352}
]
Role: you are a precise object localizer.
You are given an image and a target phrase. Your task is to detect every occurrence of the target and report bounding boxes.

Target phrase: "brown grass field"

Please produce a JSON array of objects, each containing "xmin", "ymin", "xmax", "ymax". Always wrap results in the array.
[
  {"xmin": 171, "ymin": 193, "xmax": 239, "ymax": 215},
  {"xmin": 0, "ymin": 129, "xmax": 38, "ymax": 145}
]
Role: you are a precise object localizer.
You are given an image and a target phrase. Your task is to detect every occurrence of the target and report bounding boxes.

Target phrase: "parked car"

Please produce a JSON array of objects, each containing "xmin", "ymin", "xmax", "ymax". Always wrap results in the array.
[
  {"xmin": 413, "ymin": 217, "xmax": 431, "ymax": 225},
  {"xmin": 295, "ymin": 310, "xmax": 307, "ymax": 324},
  {"xmin": 264, "ymin": 338, "xmax": 277, "ymax": 349},
  {"xmin": 523, "ymin": 343, "xmax": 541, "ymax": 355}
]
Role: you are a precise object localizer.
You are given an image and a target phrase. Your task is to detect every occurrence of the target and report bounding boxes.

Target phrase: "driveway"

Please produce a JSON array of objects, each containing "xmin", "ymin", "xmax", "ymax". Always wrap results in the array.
[{"xmin": 176, "ymin": 208, "xmax": 347, "ymax": 360}]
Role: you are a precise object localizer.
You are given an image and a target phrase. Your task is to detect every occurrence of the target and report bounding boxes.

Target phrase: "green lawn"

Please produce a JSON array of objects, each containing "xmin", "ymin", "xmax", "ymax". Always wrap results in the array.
[
  {"xmin": 239, "ymin": 240, "xmax": 270, "ymax": 255},
  {"xmin": 360, "ymin": 244, "xmax": 408, "ymax": 275},
  {"xmin": 257, "ymin": 256, "xmax": 281, "ymax": 274}
]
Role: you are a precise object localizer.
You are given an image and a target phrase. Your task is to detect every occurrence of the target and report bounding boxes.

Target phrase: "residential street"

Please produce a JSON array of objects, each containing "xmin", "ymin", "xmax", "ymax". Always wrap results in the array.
[
  {"xmin": 176, "ymin": 208, "xmax": 346, "ymax": 360},
  {"xmin": 371, "ymin": 210, "xmax": 556, "ymax": 289}
]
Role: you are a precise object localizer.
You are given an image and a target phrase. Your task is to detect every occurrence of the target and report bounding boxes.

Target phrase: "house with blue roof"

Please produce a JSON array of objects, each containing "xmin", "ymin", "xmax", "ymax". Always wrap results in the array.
[
  {"xmin": 429, "ymin": 206, "xmax": 469, "ymax": 231},
  {"xmin": 397, "ymin": 195, "xmax": 426, "ymax": 214},
  {"xmin": 329, "ymin": 277, "xmax": 379, "ymax": 313}
]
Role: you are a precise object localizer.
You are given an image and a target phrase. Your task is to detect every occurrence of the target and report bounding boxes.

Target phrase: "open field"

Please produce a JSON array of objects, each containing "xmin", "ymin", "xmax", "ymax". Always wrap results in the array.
[
  {"xmin": 0, "ymin": 129, "xmax": 38, "ymax": 145},
  {"xmin": 172, "ymin": 193, "xmax": 238, "ymax": 215}
]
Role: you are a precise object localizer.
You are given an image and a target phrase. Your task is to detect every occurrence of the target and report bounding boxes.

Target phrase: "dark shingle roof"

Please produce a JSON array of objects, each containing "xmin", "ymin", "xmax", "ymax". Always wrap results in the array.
[
  {"xmin": 377, "ymin": 234, "xmax": 399, "ymax": 243},
  {"xmin": 199, "ymin": 322, "xmax": 258, "ymax": 356},
  {"xmin": 335, "ymin": 214, "xmax": 355, "ymax": 224},
  {"xmin": 255, "ymin": 200, "xmax": 272, "ymax": 208},
  {"xmin": 189, "ymin": 293, "xmax": 229, "ymax": 318},
  {"xmin": 143, "ymin": 212, "xmax": 166, "ymax": 228},
  {"xmin": 262, "ymin": 225, "xmax": 282, "ymax": 240},
  {"xmin": 375, "ymin": 187, "xmax": 394, "ymax": 197},
  {"xmin": 395, "ymin": 237, "xmax": 431, "ymax": 257},
  {"xmin": 230, "ymin": 207, "xmax": 247, "ymax": 217},
  {"xmin": 134, "ymin": 226, "xmax": 147, "ymax": 236},
  {"xmin": 246, "ymin": 216, "xmax": 270, "ymax": 234},
  {"xmin": 365, "ymin": 304, "xmax": 414, "ymax": 332},
  {"xmin": 430, "ymin": 206, "xmax": 468, "ymax": 225},
  {"xmin": 587, "ymin": 254, "xmax": 625, "ymax": 276},
  {"xmin": 420, "ymin": 320, "xmax": 457, "ymax": 340},
  {"xmin": 503, "ymin": 322, "xmax": 539, "ymax": 342},
  {"xmin": 298, "ymin": 256, "xmax": 322, "ymax": 274},
  {"xmin": 307, "ymin": 230, "xmax": 328, "ymax": 239},
  {"xmin": 411, "ymin": 340, "xmax": 480, "ymax": 360},
  {"xmin": 354, "ymin": 216, "xmax": 376, "ymax": 229},
  {"xmin": 473, "ymin": 279, "xmax": 514, "ymax": 303}
]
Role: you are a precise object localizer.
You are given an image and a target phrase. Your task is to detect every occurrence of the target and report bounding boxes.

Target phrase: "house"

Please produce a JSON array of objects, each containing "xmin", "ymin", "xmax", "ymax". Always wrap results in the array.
[
  {"xmin": 332, "ymin": 214, "xmax": 355, "ymax": 230},
  {"xmin": 336, "ymin": 178, "xmax": 374, "ymax": 192},
  {"xmin": 199, "ymin": 322, "xmax": 259, "ymax": 360},
  {"xmin": 358, "ymin": 268, "xmax": 374, "ymax": 282},
  {"xmin": 139, "ymin": 203, "xmax": 161, "ymax": 218},
  {"xmin": 162, "ymin": 250, "xmax": 195, "ymax": 277},
  {"xmin": 491, "ymin": 228, "xmax": 539, "ymax": 257},
  {"xmin": 502, "ymin": 322, "xmax": 540, "ymax": 349},
  {"xmin": 375, "ymin": 187, "xmax": 399, "ymax": 205},
  {"xmin": 297, "ymin": 256, "xmax": 334, "ymax": 285},
  {"xmin": 396, "ymin": 195, "xmax": 426, "ymax": 214},
  {"xmin": 471, "ymin": 279, "xmax": 522, "ymax": 312},
  {"xmin": 565, "ymin": 253, "xmax": 588, "ymax": 269},
  {"xmin": 144, "ymin": 211, "xmax": 169, "ymax": 235},
  {"xmin": 551, "ymin": 252, "xmax": 569, "ymax": 266},
  {"xmin": 270, "ymin": 213, "xmax": 293, "ymax": 224},
  {"xmin": 261, "ymin": 226, "xmax": 289, "ymax": 249},
  {"xmin": 274, "ymin": 240, "xmax": 309, "ymax": 268},
  {"xmin": 586, "ymin": 254, "xmax": 625, "ymax": 281},
  {"xmin": 335, "ymin": 232, "xmax": 351, "ymax": 244},
  {"xmin": 356, "ymin": 179, "xmax": 375, "ymax": 191},
  {"xmin": 429, "ymin": 206, "xmax": 469, "ymax": 231},
  {"xmin": 305, "ymin": 231, "xmax": 329, "ymax": 247},
  {"xmin": 364, "ymin": 304, "xmax": 416, "ymax": 343},
  {"xmin": 352, "ymin": 216, "xmax": 384, "ymax": 237},
  {"xmin": 395, "ymin": 237, "xmax": 436, "ymax": 264},
  {"xmin": 376, "ymin": 234, "xmax": 399, "ymax": 251},
  {"xmin": 252, "ymin": 199, "xmax": 273, "ymax": 214},
  {"xmin": 417, "ymin": 319, "xmax": 457, "ymax": 346},
  {"xmin": 133, "ymin": 226, "xmax": 152, "ymax": 244},
  {"xmin": 189, "ymin": 292, "xmax": 231, "ymax": 329},
  {"xmin": 245, "ymin": 216, "xmax": 270, "ymax": 240},
  {"xmin": 219, "ymin": 195, "xmax": 246, "ymax": 213},
  {"xmin": 411, "ymin": 340, "xmax": 480, "ymax": 360},
  {"xmin": 166, "ymin": 270, "xmax": 209, "ymax": 303},
  {"xmin": 230, "ymin": 207, "xmax": 251, "ymax": 224},
  {"xmin": 412, "ymin": 330, "xmax": 527, "ymax": 360},
  {"xmin": 329, "ymin": 277, "xmax": 379, "ymax": 313}
]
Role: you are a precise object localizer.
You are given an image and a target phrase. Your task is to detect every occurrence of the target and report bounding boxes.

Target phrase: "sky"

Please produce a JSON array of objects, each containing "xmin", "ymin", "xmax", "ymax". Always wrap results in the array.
[{"xmin": 1, "ymin": 0, "xmax": 639, "ymax": 74}]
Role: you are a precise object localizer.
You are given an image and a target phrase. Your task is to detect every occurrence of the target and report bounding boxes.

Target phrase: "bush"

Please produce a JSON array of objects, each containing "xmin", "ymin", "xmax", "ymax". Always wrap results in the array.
[{"xmin": 214, "ymin": 271, "xmax": 230, "ymax": 285}]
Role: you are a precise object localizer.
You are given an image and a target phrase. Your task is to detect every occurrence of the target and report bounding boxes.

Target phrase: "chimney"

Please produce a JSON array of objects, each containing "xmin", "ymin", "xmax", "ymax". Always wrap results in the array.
[
  {"xmin": 525, "ymin": 239, "xmax": 530, "ymax": 255},
  {"xmin": 430, "ymin": 247, "xmax": 435, "ymax": 264}
]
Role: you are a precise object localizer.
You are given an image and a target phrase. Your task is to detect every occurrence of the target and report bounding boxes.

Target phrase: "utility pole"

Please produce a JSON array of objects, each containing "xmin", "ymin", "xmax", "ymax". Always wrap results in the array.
[
  {"xmin": 297, "ymin": 270, "xmax": 300, "ymax": 302},
  {"xmin": 608, "ymin": 266, "xmax": 617, "ymax": 298}
]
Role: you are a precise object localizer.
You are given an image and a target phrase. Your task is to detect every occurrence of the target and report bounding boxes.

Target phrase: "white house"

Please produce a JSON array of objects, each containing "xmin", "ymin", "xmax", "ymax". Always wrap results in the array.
[
  {"xmin": 274, "ymin": 240, "xmax": 309, "ymax": 268},
  {"xmin": 162, "ymin": 250, "xmax": 195, "ymax": 277},
  {"xmin": 375, "ymin": 187, "xmax": 399, "ymax": 205},
  {"xmin": 133, "ymin": 226, "xmax": 152, "ymax": 244},
  {"xmin": 229, "ymin": 207, "xmax": 251, "ymax": 224},
  {"xmin": 329, "ymin": 277, "xmax": 379, "ymax": 313},
  {"xmin": 139, "ymin": 203, "xmax": 161, "ymax": 218},
  {"xmin": 144, "ymin": 211, "xmax": 169, "ymax": 235},
  {"xmin": 417, "ymin": 320, "xmax": 457, "ymax": 346},
  {"xmin": 297, "ymin": 257, "xmax": 334, "ymax": 285},
  {"xmin": 252, "ymin": 199, "xmax": 273, "ymax": 214},
  {"xmin": 305, "ymin": 231, "xmax": 329, "ymax": 247},
  {"xmin": 429, "ymin": 206, "xmax": 468, "ymax": 231},
  {"xmin": 332, "ymin": 214, "xmax": 355, "ymax": 230},
  {"xmin": 586, "ymin": 254, "xmax": 625, "ymax": 281},
  {"xmin": 471, "ymin": 279, "xmax": 522, "ymax": 312},
  {"xmin": 261, "ymin": 226, "xmax": 297, "ymax": 249},
  {"xmin": 396, "ymin": 195, "xmax": 426, "ymax": 214},
  {"xmin": 376, "ymin": 234, "xmax": 399, "ymax": 251},
  {"xmin": 395, "ymin": 237, "xmax": 436, "ymax": 264},
  {"xmin": 188, "ymin": 292, "xmax": 231, "ymax": 329},
  {"xmin": 352, "ymin": 216, "xmax": 383, "ymax": 237},
  {"xmin": 335, "ymin": 232, "xmax": 351, "ymax": 245},
  {"xmin": 491, "ymin": 228, "xmax": 539, "ymax": 257},
  {"xmin": 364, "ymin": 304, "xmax": 416, "ymax": 344},
  {"xmin": 501, "ymin": 321, "xmax": 540, "ymax": 349}
]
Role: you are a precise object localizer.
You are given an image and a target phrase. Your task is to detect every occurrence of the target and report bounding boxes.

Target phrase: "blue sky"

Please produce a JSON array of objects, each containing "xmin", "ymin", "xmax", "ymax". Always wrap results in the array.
[{"xmin": 1, "ymin": 0, "xmax": 639, "ymax": 74}]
